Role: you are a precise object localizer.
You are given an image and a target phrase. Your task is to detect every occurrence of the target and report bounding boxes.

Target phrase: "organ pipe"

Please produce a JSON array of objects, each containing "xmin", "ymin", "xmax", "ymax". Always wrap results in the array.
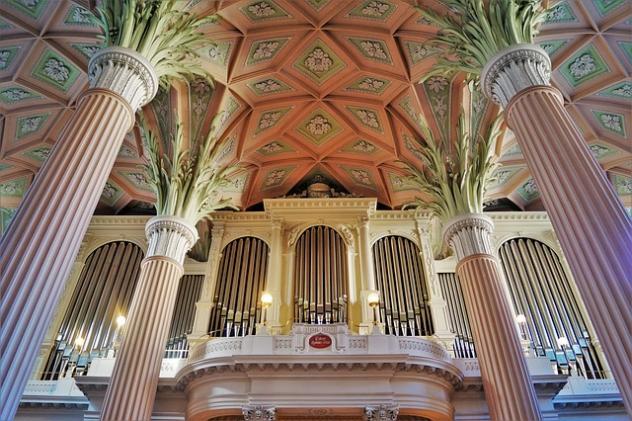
[
  {"xmin": 438, "ymin": 273, "xmax": 476, "ymax": 358},
  {"xmin": 294, "ymin": 226, "xmax": 348, "ymax": 324},
  {"xmin": 165, "ymin": 275, "xmax": 204, "ymax": 358},
  {"xmin": 372, "ymin": 236, "xmax": 433, "ymax": 336},
  {"xmin": 41, "ymin": 241, "xmax": 144, "ymax": 379},
  {"xmin": 499, "ymin": 238, "xmax": 605, "ymax": 379},
  {"xmin": 208, "ymin": 237, "xmax": 269, "ymax": 337}
]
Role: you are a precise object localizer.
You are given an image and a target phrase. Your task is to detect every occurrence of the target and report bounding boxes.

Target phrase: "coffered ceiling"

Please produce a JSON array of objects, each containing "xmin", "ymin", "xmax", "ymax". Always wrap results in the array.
[{"xmin": 0, "ymin": 0, "xmax": 630, "ymax": 226}]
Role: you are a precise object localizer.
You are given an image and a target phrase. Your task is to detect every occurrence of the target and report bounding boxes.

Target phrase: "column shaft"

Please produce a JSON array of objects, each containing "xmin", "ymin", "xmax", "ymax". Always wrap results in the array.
[
  {"xmin": 445, "ymin": 214, "xmax": 541, "ymax": 421},
  {"xmin": 0, "ymin": 90, "xmax": 133, "ymax": 420},
  {"xmin": 506, "ymin": 86, "xmax": 632, "ymax": 408},
  {"xmin": 100, "ymin": 216, "xmax": 196, "ymax": 420},
  {"xmin": 457, "ymin": 254, "xmax": 541, "ymax": 421},
  {"xmin": 100, "ymin": 256, "xmax": 183, "ymax": 421}
]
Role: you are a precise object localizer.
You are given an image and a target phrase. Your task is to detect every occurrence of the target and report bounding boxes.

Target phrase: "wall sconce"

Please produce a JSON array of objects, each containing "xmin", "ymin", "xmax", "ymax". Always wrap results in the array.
[
  {"xmin": 367, "ymin": 291, "xmax": 380, "ymax": 325},
  {"xmin": 261, "ymin": 292, "xmax": 273, "ymax": 325}
]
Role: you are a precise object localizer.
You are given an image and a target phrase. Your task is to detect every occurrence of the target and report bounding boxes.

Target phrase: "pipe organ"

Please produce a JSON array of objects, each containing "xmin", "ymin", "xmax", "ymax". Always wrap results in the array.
[
  {"xmin": 293, "ymin": 226, "xmax": 348, "ymax": 324},
  {"xmin": 165, "ymin": 275, "xmax": 204, "ymax": 358},
  {"xmin": 372, "ymin": 236, "xmax": 433, "ymax": 336},
  {"xmin": 41, "ymin": 241, "xmax": 144, "ymax": 379},
  {"xmin": 438, "ymin": 273, "xmax": 476, "ymax": 358},
  {"xmin": 208, "ymin": 237, "xmax": 269, "ymax": 337},
  {"xmin": 499, "ymin": 238, "xmax": 605, "ymax": 378}
]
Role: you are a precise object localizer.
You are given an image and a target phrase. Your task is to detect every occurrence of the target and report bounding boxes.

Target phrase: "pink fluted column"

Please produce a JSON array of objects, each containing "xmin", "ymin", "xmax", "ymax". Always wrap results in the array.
[
  {"xmin": 444, "ymin": 214, "xmax": 541, "ymax": 421},
  {"xmin": 0, "ymin": 47, "xmax": 157, "ymax": 420},
  {"xmin": 482, "ymin": 44, "xmax": 632, "ymax": 411},
  {"xmin": 101, "ymin": 216, "xmax": 197, "ymax": 421}
]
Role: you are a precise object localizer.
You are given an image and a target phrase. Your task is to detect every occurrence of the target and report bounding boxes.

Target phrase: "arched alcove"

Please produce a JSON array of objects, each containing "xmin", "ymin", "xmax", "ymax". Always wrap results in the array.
[
  {"xmin": 293, "ymin": 225, "xmax": 349, "ymax": 324},
  {"xmin": 499, "ymin": 237, "xmax": 605, "ymax": 378},
  {"xmin": 208, "ymin": 237, "xmax": 269, "ymax": 337},
  {"xmin": 41, "ymin": 241, "xmax": 144, "ymax": 379},
  {"xmin": 372, "ymin": 236, "xmax": 433, "ymax": 336}
]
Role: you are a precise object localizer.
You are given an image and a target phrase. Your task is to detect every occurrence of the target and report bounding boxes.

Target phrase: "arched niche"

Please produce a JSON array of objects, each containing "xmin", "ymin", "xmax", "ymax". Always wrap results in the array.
[
  {"xmin": 208, "ymin": 236, "xmax": 269, "ymax": 337},
  {"xmin": 293, "ymin": 225, "xmax": 349, "ymax": 324},
  {"xmin": 372, "ymin": 235, "xmax": 434, "ymax": 336},
  {"xmin": 42, "ymin": 241, "xmax": 144, "ymax": 379},
  {"xmin": 499, "ymin": 237, "xmax": 606, "ymax": 378}
]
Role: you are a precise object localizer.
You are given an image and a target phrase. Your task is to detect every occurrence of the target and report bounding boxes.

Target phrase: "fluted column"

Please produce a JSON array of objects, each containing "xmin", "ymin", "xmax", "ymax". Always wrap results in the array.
[
  {"xmin": 0, "ymin": 47, "xmax": 157, "ymax": 420},
  {"xmin": 444, "ymin": 214, "xmax": 541, "ymax": 421},
  {"xmin": 100, "ymin": 216, "xmax": 197, "ymax": 421},
  {"xmin": 482, "ymin": 44, "xmax": 632, "ymax": 410}
]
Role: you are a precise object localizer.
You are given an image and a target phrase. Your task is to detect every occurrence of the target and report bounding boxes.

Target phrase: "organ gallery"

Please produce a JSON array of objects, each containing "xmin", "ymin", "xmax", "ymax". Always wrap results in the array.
[{"xmin": 0, "ymin": 0, "xmax": 630, "ymax": 420}]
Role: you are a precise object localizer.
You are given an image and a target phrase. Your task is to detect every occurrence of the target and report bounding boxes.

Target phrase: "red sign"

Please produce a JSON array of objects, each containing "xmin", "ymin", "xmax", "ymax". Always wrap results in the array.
[{"xmin": 308, "ymin": 333, "xmax": 332, "ymax": 349}]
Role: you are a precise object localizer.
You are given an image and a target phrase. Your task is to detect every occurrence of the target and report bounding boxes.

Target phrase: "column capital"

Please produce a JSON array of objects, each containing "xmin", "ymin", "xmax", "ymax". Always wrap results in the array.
[
  {"xmin": 481, "ymin": 43, "xmax": 551, "ymax": 107},
  {"xmin": 145, "ymin": 216, "xmax": 198, "ymax": 264},
  {"xmin": 242, "ymin": 405, "xmax": 276, "ymax": 421},
  {"xmin": 442, "ymin": 213, "xmax": 495, "ymax": 260},
  {"xmin": 364, "ymin": 404, "xmax": 399, "ymax": 421},
  {"xmin": 88, "ymin": 46, "xmax": 158, "ymax": 112}
]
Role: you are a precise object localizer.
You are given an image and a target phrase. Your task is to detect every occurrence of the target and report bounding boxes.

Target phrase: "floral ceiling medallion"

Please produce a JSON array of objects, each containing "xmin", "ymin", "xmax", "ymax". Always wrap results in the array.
[
  {"xmin": 241, "ymin": 0, "xmax": 290, "ymax": 21},
  {"xmin": 349, "ymin": 38, "xmax": 392, "ymax": 64},
  {"xmin": 247, "ymin": 38, "xmax": 288, "ymax": 66},
  {"xmin": 297, "ymin": 109, "xmax": 342, "ymax": 145},
  {"xmin": 346, "ymin": 76, "xmax": 390, "ymax": 95},
  {"xmin": 343, "ymin": 166, "xmax": 376, "ymax": 189},
  {"xmin": 0, "ymin": 86, "xmax": 40, "ymax": 103},
  {"xmin": 348, "ymin": 0, "xmax": 395, "ymax": 20},
  {"xmin": 594, "ymin": 111, "xmax": 626, "ymax": 137},
  {"xmin": 15, "ymin": 114, "xmax": 49, "ymax": 139},
  {"xmin": 248, "ymin": 78, "xmax": 291, "ymax": 96},
  {"xmin": 256, "ymin": 107, "xmax": 292, "ymax": 135},
  {"xmin": 560, "ymin": 46, "xmax": 609, "ymax": 87},
  {"xmin": 263, "ymin": 166, "xmax": 294, "ymax": 190},
  {"xmin": 347, "ymin": 106, "xmax": 382, "ymax": 132},
  {"xmin": 32, "ymin": 50, "xmax": 79, "ymax": 91},
  {"xmin": 294, "ymin": 40, "xmax": 345, "ymax": 84}
]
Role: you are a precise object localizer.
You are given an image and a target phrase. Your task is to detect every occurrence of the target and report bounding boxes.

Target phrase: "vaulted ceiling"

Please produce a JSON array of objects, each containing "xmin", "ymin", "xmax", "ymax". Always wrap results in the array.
[{"xmin": 0, "ymin": 0, "xmax": 630, "ymax": 226}]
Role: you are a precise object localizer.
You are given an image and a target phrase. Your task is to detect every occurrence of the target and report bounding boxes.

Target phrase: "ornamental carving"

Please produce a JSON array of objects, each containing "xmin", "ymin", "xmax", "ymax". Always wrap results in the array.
[
  {"xmin": 569, "ymin": 54, "xmax": 596, "ymax": 79},
  {"xmin": 252, "ymin": 41, "xmax": 280, "ymax": 61},
  {"xmin": 43, "ymin": 58, "xmax": 70, "ymax": 82},
  {"xmin": 356, "ymin": 77, "xmax": 385, "ymax": 92},
  {"xmin": 254, "ymin": 79, "xmax": 283, "ymax": 93},
  {"xmin": 243, "ymin": 406, "xmax": 276, "ymax": 420},
  {"xmin": 306, "ymin": 114, "xmax": 332, "ymax": 136},
  {"xmin": 304, "ymin": 47, "xmax": 333, "ymax": 73},
  {"xmin": 364, "ymin": 404, "xmax": 399, "ymax": 421},
  {"xmin": 359, "ymin": 40, "xmax": 388, "ymax": 60},
  {"xmin": 361, "ymin": 1, "xmax": 390, "ymax": 17},
  {"xmin": 248, "ymin": 2, "xmax": 276, "ymax": 17},
  {"xmin": 353, "ymin": 108, "xmax": 380, "ymax": 129}
]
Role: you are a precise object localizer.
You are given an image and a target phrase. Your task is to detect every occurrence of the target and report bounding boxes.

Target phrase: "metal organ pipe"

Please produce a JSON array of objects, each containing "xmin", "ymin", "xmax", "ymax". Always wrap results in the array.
[
  {"xmin": 207, "ymin": 237, "xmax": 269, "ymax": 337},
  {"xmin": 499, "ymin": 238, "xmax": 605, "ymax": 379},
  {"xmin": 293, "ymin": 226, "xmax": 348, "ymax": 325},
  {"xmin": 372, "ymin": 236, "xmax": 433, "ymax": 336},
  {"xmin": 438, "ymin": 272, "xmax": 476, "ymax": 358},
  {"xmin": 165, "ymin": 274, "xmax": 203, "ymax": 358},
  {"xmin": 41, "ymin": 241, "xmax": 143, "ymax": 379}
]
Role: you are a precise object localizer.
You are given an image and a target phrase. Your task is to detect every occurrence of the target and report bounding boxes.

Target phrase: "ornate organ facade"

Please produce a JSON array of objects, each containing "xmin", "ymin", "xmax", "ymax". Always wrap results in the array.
[{"xmin": 19, "ymin": 199, "xmax": 624, "ymax": 420}]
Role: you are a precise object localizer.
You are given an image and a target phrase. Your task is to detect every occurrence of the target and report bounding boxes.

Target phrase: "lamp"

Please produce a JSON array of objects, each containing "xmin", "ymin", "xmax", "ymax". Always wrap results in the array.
[
  {"xmin": 116, "ymin": 315, "xmax": 126, "ymax": 328},
  {"xmin": 367, "ymin": 291, "xmax": 380, "ymax": 325},
  {"xmin": 261, "ymin": 292, "xmax": 273, "ymax": 325},
  {"xmin": 74, "ymin": 336, "xmax": 85, "ymax": 350},
  {"xmin": 557, "ymin": 336, "xmax": 569, "ymax": 349},
  {"xmin": 515, "ymin": 314, "xmax": 527, "ymax": 324}
]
